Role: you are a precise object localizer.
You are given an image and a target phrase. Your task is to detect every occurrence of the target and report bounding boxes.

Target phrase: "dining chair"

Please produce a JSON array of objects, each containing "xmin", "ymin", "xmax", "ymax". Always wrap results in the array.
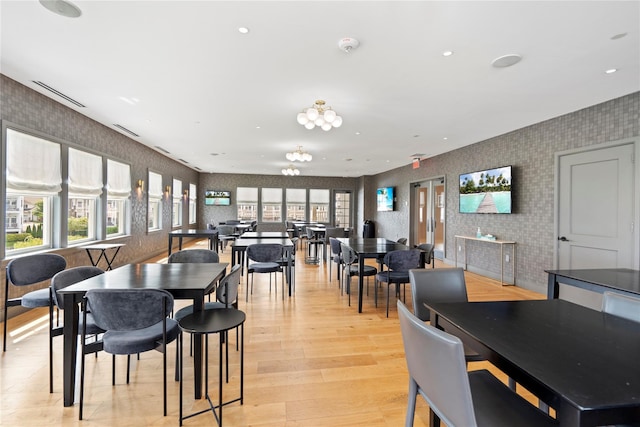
[
  {"xmin": 168, "ymin": 248, "xmax": 220, "ymax": 264},
  {"xmin": 277, "ymin": 237, "xmax": 298, "ymax": 295},
  {"xmin": 376, "ymin": 249, "xmax": 422, "ymax": 317},
  {"xmin": 246, "ymin": 243, "xmax": 284, "ymax": 301},
  {"xmin": 216, "ymin": 225, "xmax": 237, "ymax": 252},
  {"xmin": 340, "ymin": 243, "xmax": 377, "ymax": 307},
  {"xmin": 397, "ymin": 301, "xmax": 558, "ymax": 427},
  {"xmin": 304, "ymin": 226, "xmax": 323, "ymax": 264},
  {"xmin": 79, "ymin": 288, "xmax": 180, "ymax": 420},
  {"xmin": 414, "ymin": 243, "xmax": 435, "ymax": 268},
  {"xmin": 328, "ymin": 237, "xmax": 344, "ymax": 284},
  {"xmin": 49, "ymin": 266, "xmax": 105, "ymax": 393},
  {"xmin": 602, "ymin": 291, "xmax": 640, "ymax": 323},
  {"xmin": 3, "ymin": 253, "xmax": 67, "ymax": 352},
  {"xmin": 397, "ymin": 237, "xmax": 408, "ymax": 245}
]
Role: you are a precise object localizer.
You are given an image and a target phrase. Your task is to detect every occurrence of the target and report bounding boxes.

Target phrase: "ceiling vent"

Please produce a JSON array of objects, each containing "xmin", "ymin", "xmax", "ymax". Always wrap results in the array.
[
  {"xmin": 113, "ymin": 124, "xmax": 139, "ymax": 137},
  {"xmin": 32, "ymin": 81, "xmax": 85, "ymax": 107},
  {"xmin": 154, "ymin": 146, "xmax": 171, "ymax": 154}
]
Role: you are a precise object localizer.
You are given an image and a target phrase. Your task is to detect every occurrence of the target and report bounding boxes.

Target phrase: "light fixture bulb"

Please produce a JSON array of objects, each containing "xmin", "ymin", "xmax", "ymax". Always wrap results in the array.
[
  {"xmin": 332, "ymin": 116, "xmax": 343, "ymax": 128},
  {"xmin": 296, "ymin": 112, "xmax": 309, "ymax": 125},
  {"xmin": 323, "ymin": 109, "xmax": 336, "ymax": 123},
  {"xmin": 321, "ymin": 123, "xmax": 332, "ymax": 131},
  {"xmin": 297, "ymin": 100, "xmax": 341, "ymax": 131},
  {"xmin": 306, "ymin": 108, "xmax": 319, "ymax": 121},
  {"xmin": 314, "ymin": 117, "xmax": 325, "ymax": 126},
  {"xmin": 304, "ymin": 121, "xmax": 315, "ymax": 130}
]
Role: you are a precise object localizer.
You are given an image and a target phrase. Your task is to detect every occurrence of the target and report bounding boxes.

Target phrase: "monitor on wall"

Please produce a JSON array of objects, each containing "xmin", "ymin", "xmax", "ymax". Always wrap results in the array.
[
  {"xmin": 376, "ymin": 187, "xmax": 394, "ymax": 212},
  {"xmin": 459, "ymin": 166, "xmax": 512, "ymax": 214},
  {"xmin": 204, "ymin": 190, "xmax": 231, "ymax": 206}
]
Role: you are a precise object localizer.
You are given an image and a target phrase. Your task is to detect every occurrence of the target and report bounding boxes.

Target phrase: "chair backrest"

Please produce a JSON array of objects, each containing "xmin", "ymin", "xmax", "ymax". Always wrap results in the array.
[
  {"xmin": 602, "ymin": 291, "xmax": 640, "ymax": 323},
  {"xmin": 409, "ymin": 268, "xmax": 468, "ymax": 321},
  {"xmin": 256, "ymin": 223, "xmax": 286, "ymax": 232},
  {"xmin": 340, "ymin": 243, "xmax": 357, "ymax": 265},
  {"xmin": 207, "ymin": 223, "xmax": 216, "ymax": 230},
  {"xmin": 226, "ymin": 219, "xmax": 241, "ymax": 225},
  {"xmin": 397, "ymin": 237, "xmax": 408, "ymax": 245},
  {"xmin": 85, "ymin": 288, "xmax": 173, "ymax": 331},
  {"xmin": 329, "ymin": 237, "xmax": 342, "ymax": 257},
  {"xmin": 415, "ymin": 243, "xmax": 434, "ymax": 266},
  {"xmin": 247, "ymin": 243, "xmax": 283, "ymax": 263},
  {"xmin": 324, "ymin": 227, "xmax": 345, "ymax": 243},
  {"xmin": 383, "ymin": 249, "xmax": 421, "ymax": 272},
  {"xmin": 217, "ymin": 225, "xmax": 235, "ymax": 236},
  {"xmin": 216, "ymin": 264, "xmax": 242, "ymax": 306},
  {"xmin": 51, "ymin": 266, "xmax": 105, "ymax": 309},
  {"xmin": 168, "ymin": 249, "xmax": 219, "ymax": 264},
  {"xmin": 397, "ymin": 301, "xmax": 477, "ymax": 427},
  {"xmin": 6, "ymin": 253, "xmax": 67, "ymax": 286}
]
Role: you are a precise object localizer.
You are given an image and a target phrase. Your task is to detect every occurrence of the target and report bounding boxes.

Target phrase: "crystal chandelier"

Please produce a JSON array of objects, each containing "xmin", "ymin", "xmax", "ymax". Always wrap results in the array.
[
  {"xmin": 286, "ymin": 145, "xmax": 312, "ymax": 162},
  {"xmin": 296, "ymin": 100, "xmax": 343, "ymax": 131},
  {"xmin": 281, "ymin": 164, "xmax": 300, "ymax": 176}
]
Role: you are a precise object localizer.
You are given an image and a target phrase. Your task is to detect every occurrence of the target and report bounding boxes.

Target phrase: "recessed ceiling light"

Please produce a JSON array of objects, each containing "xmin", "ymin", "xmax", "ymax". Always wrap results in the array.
[
  {"xmin": 442, "ymin": 51, "xmax": 454, "ymax": 57},
  {"xmin": 255, "ymin": 126, "xmax": 261, "ymax": 129},
  {"xmin": 443, "ymin": 137, "xmax": 448, "ymax": 140},
  {"xmin": 39, "ymin": 0, "xmax": 81, "ymax": 18},
  {"xmin": 605, "ymin": 68, "xmax": 618, "ymax": 74},
  {"xmin": 355, "ymin": 132, "xmax": 361, "ymax": 135},
  {"xmin": 238, "ymin": 27, "xmax": 250, "ymax": 34}
]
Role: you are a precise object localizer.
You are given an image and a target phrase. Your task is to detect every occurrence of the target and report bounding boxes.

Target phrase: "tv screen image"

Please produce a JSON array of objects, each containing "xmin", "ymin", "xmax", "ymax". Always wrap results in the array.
[
  {"xmin": 376, "ymin": 187, "xmax": 394, "ymax": 212},
  {"xmin": 204, "ymin": 190, "xmax": 231, "ymax": 206},
  {"xmin": 459, "ymin": 166, "xmax": 512, "ymax": 214}
]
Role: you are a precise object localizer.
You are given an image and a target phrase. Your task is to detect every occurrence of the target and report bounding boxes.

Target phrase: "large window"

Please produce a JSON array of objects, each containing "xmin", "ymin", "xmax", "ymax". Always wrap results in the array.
[
  {"xmin": 68, "ymin": 148, "xmax": 102, "ymax": 244},
  {"xmin": 148, "ymin": 171, "xmax": 163, "ymax": 231},
  {"xmin": 261, "ymin": 188, "xmax": 282, "ymax": 222},
  {"xmin": 188, "ymin": 183, "xmax": 197, "ymax": 224},
  {"xmin": 5, "ymin": 129, "xmax": 61, "ymax": 253},
  {"xmin": 334, "ymin": 190, "xmax": 352, "ymax": 228},
  {"xmin": 237, "ymin": 187, "xmax": 258, "ymax": 221},
  {"xmin": 286, "ymin": 188, "xmax": 306, "ymax": 221},
  {"xmin": 309, "ymin": 189, "xmax": 329, "ymax": 223},
  {"xmin": 172, "ymin": 178, "xmax": 182, "ymax": 227},
  {"xmin": 106, "ymin": 159, "xmax": 131, "ymax": 237}
]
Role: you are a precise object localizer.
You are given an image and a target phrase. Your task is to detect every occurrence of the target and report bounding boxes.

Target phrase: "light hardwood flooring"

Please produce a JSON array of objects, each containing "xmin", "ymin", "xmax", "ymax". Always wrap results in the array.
[{"xmin": 1, "ymin": 239, "xmax": 545, "ymax": 426}]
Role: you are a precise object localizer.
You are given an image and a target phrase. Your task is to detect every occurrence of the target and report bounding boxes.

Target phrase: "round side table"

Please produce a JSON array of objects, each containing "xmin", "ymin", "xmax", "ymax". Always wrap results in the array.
[{"xmin": 178, "ymin": 308, "xmax": 245, "ymax": 426}]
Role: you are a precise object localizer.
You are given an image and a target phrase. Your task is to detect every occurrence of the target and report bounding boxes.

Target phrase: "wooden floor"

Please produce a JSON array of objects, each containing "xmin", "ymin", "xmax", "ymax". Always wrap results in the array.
[{"xmin": 0, "ymin": 240, "xmax": 545, "ymax": 426}]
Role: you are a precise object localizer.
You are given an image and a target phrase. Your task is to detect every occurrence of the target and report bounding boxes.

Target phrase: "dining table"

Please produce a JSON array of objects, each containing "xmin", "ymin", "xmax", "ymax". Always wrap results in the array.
[
  {"xmin": 58, "ymin": 262, "xmax": 228, "ymax": 407},
  {"xmin": 426, "ymin": 299, "xmax": 640, "ymax": 427},
  {"xmin": 545, "ymin": 268, "xmax": 640, "ymax": 299},
  {"xmin": 168, "ymin": 229, "xmax": 219, "ymax": 255},
  {"xmin": 336, "ymin": 237, "xmax": 412, "ymax": 313},
  {"xmin": 231, "ymin": 237, "xmax": 295, "ymax": 296},
  {"xmin": 238, "ymin": 231, "xmax": 289, "ymax": 239}
]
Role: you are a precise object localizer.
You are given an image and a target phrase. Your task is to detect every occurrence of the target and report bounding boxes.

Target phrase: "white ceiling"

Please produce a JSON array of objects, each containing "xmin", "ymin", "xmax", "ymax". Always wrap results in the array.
[{"xmin": 1, "ymin": 1, "xmax": 639, "ymax": 177}]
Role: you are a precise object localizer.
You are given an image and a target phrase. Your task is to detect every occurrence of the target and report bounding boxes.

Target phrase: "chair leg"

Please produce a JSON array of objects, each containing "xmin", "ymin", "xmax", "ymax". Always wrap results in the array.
[
  {"xmin": 405, "ymin": 378, "xmax": 418, "ymax": 427},
  {"xmin": 126, "ymin": 354, "xmax": 131, "ymax": 384},
  {"xmin": 49, "ymin": 295, "xmax": 54, "ymax": 393},
  {"xmin": 79, "ymin": 336, "xmax": 87, "ymax": 420}
]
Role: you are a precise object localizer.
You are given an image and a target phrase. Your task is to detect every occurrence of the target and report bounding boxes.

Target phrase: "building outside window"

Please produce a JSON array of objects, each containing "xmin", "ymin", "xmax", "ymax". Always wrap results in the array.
[
  {"xmin": 148, "ymin": 171, "xmax": 163, "ymax": 231},
  {"xmin": 237, "ymin": 187, "xmax": 258, "ymax": 221},
  {"xmin": 334, "ymin": 190, "xmax": 352, "ymax": 228},
  {"xmin": 172, "ymin": 178, "xmax": 182, "ymax": 227},
  {"xmin": 261, "ymin": 187, "xmax": 282, "ymax": 222},
  {"xmin": 106, "ymin": 159, "xmax": 131, "ymax": 237},
  {"xmin": 286, "ymin": 188, "xmax": 306, "ymax": 221},
  {"xmin": 309, "ymin": 189, "xmax": 329, "ymax": 223}
]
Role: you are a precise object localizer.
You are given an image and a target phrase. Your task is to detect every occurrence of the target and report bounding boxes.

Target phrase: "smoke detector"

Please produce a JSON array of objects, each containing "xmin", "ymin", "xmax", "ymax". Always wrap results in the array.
[{"xmin": 338, "ymin": 37, "xmax": 360, "ymax": 53}]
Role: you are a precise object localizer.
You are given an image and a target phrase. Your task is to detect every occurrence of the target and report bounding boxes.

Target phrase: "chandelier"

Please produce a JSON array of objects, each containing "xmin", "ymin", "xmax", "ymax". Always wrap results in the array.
[
  {"xmin": 296, "ymin": 100, "xmax": 343, "ymax": 131},
  {"xmin": 281, "ymin": 164, "xmax": 300, "ymax": 176},
  {"xmin": 286, "ymin": 145, "xmax": 312, "ymax": 162}
]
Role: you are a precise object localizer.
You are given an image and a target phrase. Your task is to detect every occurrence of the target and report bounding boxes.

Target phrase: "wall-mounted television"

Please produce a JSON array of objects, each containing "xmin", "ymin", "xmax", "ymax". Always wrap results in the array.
[
  {"xmin": 377, "ymin": 187, "xmax": 394, "ymax": 212},
  {"xmin": 459, "ymin": 166, "xmax": 512, "ymax": 214},
  {"xmin": 204, "ymin": 190, "xmax": 231, "ymax": 206}
]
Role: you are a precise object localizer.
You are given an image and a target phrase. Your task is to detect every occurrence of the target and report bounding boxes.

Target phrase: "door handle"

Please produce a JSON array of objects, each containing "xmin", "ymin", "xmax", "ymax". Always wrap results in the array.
[{"xmin": 558, "ymin": 236, "xmax": 570, "ymax": 242}]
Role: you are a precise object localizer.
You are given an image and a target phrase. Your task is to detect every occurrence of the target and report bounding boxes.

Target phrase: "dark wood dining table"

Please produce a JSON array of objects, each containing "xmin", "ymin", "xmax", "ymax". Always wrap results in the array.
[
  {"xmin": 545, "ymin": 268, "xmax": 640, "ymax": 299},
  {"xmin": 238, "ymin": 231, "xmax": 289, "ymax": 239},
  {"xmin": 426, "ymin": 299, "xmax": 640, "ymax": 427},
  {"xmin": 337, "ymin": 237, "xmax": 412, "ymax": 313},
  {"xmin": 58, "ymin": 262, "xmax": 228, "ymax": 407},
  {"xmin": 168, "ymin": 229, "xmax": 219, "ymax": 255}
]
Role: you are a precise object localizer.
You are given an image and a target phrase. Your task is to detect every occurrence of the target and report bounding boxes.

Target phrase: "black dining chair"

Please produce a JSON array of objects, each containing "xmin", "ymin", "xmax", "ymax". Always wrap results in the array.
[
  {"xmin": 340, "ymin": 243, "xmax": 377, "ymax": 307},
  {"xmin": 79, "ymin": 288, "xmax": 180, "ymax": 420},
  {"xmin": 397, "ymin": 301, "xmax": 557, "ymax": 427},
  {"xmin": 414, "ymin": 243, "xmax": 435, "ymax": 268},
  {"xmin": 328, "ymin": 237, "xmax": 344, "ymax": 284},
  {"xmin": 376, "ymin": 249, "xmax": 422, "ymax": 317},
  {"xmin": 3, "ymin": 253, "xmax": 67, "ymax": 352},
  {"xmin": 246, "ymin": 243, "xmax": 284, "ymax": 301}
]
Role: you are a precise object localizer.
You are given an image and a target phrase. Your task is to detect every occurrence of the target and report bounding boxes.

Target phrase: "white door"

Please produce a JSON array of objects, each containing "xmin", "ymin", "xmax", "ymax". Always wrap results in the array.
[{"xmin": 557, "ymin": 143, "xmax": 635, "ymax": 269}]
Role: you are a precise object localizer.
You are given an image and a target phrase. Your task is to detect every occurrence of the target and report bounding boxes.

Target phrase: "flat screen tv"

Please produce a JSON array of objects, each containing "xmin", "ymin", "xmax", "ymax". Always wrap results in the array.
[
  {"xmin": 459, "ymin": 166, "xmax": 512, "ymax": 214},
  {"xmin": 377, "ymin": 187, "xmax": 394, "ymax": 212},
  {"xmin": 204, "ymin": 190, "xmax": 231, "ymax": 206}
]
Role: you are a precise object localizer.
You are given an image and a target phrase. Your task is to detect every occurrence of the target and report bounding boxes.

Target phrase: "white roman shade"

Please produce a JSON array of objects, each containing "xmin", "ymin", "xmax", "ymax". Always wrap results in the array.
[
  {"xmin": 189, "ymin": 183, "xmax": 197, "ymax": 200},
  {"xmin": 286, "ymin": 188, "xmax": 306, "ymax": 203},
  {"xmin": 309, "ymin": 189, "xmax": 330, "ymax": 204},
  {"xmin": 262, "ymin": 188, "xmax": 282, "ymax": 203},
  {"xmin": 6, "ymin": 129, "xmax": 62, "ymax": 194},
  {"xmin": 237, "ymin": 187, "xmax": 258, "ymax": 202},
  {"xmin": 173, "ymin": 178, "xmax": 182, "ymax": 201},
  {"xmin": 107, "ymin": 159, "xmax": 131, "ymax": 198},
  {"xmin": 68, "ymin": 148, "xmax": 103, "ymax": 197},
  {"xmin": 148, "ymin": 171, "xmax": 163, "ymax": 199}
]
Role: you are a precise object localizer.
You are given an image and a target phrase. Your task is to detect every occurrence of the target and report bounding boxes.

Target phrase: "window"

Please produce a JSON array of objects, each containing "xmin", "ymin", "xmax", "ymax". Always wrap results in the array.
[
  {"xmin": 334, "ymin": 190, "xmax": 352, "ymax": 228},
  {"xmin": 106, "ymin": 159, "xmax": 130, "ymax": 237},
  {"xmin": 172, "ymin": 178, "xmax": 182, "ymax": 227},
  {"xmin": 286, "ymin": 188, "xmax": 306, "ymax": 221},
  {"xmin": 261, "ymin": 188, "xmax": 282, "ymax": 222},
  {"xmin": 148, "ymin": 171, "xmax": 163, "ymax": 231},
  {"xmin": 68, "ymin": 148, "xmax": 102, "ymax": 244},
  {"xmin": 237, "ymin": 187, "xmax": 258, "ymax": 221},
  {"xmin": 188, "ymin": 183, "xmax": 197, "ymax": 224},
  {"xmin": 309, "ymin": 189, "xmax": 329, "ymax": 223},
  {"xmin": 5, "ymin": 129, "xmax": 61, "ymax": 253}
]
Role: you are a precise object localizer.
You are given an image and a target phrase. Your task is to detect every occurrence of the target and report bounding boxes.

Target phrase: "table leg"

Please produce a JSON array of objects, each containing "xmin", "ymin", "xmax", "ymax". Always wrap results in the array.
[
  {"xmin": 63, "ymin": 294, "xmax": 80, "ymax": 406},
  {"xmin": 104, "ymin": 247, "xmax": 122, "ymax": 271},
  {"xmin": 168, "ymin": 235, "xmax": 174, "ymax": 256},
  {"xmin": 192, "ymin": 295, "xmax": 204, "ymax": 399},
  {"xmin": 547, "ymin": 273, "xmax": 560, "ymax": 299},
  {"xmin": 358, "ymin": 257, "xmax": 365, "ymax": 313}
]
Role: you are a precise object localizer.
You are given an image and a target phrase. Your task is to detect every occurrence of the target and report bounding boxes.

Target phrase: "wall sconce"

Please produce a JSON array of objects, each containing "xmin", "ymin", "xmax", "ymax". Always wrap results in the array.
[
  {"xmin": 183, "ymin": 189, "xmax": 189, "ymax": 198},
  {"xmin": 136, "ymin": 179, "xmax": 144, "ymax": 191},
  {"xmin": 165, "ymin": 185, "xmax": 172, "ymax": 194}
]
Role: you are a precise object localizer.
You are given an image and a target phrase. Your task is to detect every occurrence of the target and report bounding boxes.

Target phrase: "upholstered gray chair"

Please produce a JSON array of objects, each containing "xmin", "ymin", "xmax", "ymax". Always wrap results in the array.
[
  {"xmin": 79, "ymin": 288, "xmax": 180, "ymax": 420},
  {"xmin": 414, "ymin": 243, "xmax": 435, "ymax": 268},
  {"xmin": 602, "ymin": 291, "xmax": 640, "ymax": 323},
  {"xmin": 328, "ymin": 237, "xmax": 344, "ymax": 284},
  {"xmin": 49, "ymin": 266, "xmax": 105, "ymax": 393},
  {"xmin": 216, "ymin": 225, "xmax": 237, "ymax": 252},
  {"xmin": 277, "ymin": 238, "xmax": 298, "ymax": 295},
  {"xmin": 397, "ymin": 237, "xmax": 408, "ymax": 245},
  {"xmin": 376, "ymin": 249, "xmax": 422, "ymax": 317},
  {"xmin": 340, "ymin": 243, "xmax": 377, "ymax": 307},
  {"xmin": 246, "ymin": 243, "xmax": 284, "ymax": 301},
  {"xmin": 3, "ymin": 253, "xmax": 67, "ymax": 352},
  {"xmin": 168, "ymin": 248, "xmax": 220, "ymax": 264},
  {"xmin": 397, "ymin": 301, "xmax": 557, "ymax": 427}
]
